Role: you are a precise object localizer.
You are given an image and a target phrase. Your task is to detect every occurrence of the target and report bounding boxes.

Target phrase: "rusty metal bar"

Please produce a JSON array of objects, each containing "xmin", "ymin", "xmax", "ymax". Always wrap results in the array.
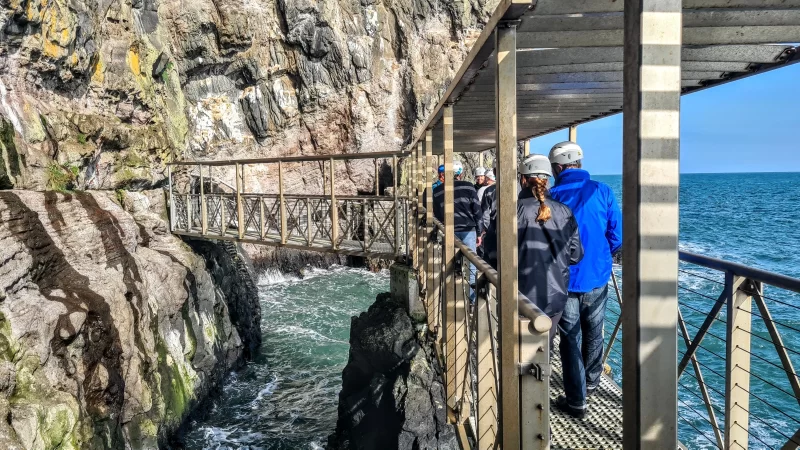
[
  {"xmin": 235, "ymin": 163, "xmax": 244, "ymax": 239},
  {"xmin": 621, "ymin": 0, "xmax": 682, "ymax": 447},
  {"xmin": 725, "ymin": 273, "xmax": 753, "ymax": 449},
  {"xmin": 330, "ymin": 158, "xmax": 338, "ymax": 250},
  {"xmin": 279, "ymin": 161, "xmax": 287, "ymax": 244},
  {"xmin": 495, "ymin": 21, "xmax": 520, "ymax": 450},
  {"xmin": 199, "ymin": 164, "xmax": 207, "ymax": 235}
]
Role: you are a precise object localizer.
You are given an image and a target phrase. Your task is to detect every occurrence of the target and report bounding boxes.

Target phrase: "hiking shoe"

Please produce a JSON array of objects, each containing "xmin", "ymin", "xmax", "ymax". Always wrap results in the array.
[
  {"xmin": 553, "ymin": 395, "xmax": 587, "ymax": 419},
  {"xmin": 586, "ymin": 385, "xmax": 598, "ymax": 399}
]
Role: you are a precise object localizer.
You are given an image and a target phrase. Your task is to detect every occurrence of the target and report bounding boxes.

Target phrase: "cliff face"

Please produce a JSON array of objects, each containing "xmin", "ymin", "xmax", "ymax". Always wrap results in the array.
[
  {"xmin": 328, "ymin": 293, "xmax": 456, "ymax": 450},
  {"xmin": 0, "ymin": 189, "xmax": 260, "ymax": 449},
  {"xmin": 0, "ymin": 0, "xmax": 497, "ymax": 194}
]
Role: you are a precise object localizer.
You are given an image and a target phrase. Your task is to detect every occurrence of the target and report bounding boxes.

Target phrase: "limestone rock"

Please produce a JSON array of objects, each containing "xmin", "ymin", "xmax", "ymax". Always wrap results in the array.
[
  {"xmin": 0, "ymin": 189, "xmax": 260, "ymax": 449},
  {"xmin": 0, "ymin": 0, "xmax": 498, "ymax": 193}
]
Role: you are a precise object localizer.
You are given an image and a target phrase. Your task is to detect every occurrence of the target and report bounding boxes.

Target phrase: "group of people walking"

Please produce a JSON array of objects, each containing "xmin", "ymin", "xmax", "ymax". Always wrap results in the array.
[{"xmin": 425, "ymin": 142, "xmax": 622, "ymax": 420}]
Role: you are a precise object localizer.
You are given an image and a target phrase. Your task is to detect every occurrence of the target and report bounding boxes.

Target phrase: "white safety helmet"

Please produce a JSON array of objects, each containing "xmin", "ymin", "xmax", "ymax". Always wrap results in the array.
[
  {"xmin": 474, "ymin": 167, "xmax": 486, "ymax": 177},
  {"xmin": 486, "ymin": 170, "xmax": 495, "ymax": 181},
  {"xmin": 453, "ymin": 159, "xmax": 464, "ymax": 176},
  {"xmin": 519, "ymin": 154, "xmax": 553, "ymax": 178},
  {"xmin": 548, "ymin": 141, "xmax": 584, "ymax": 165}
]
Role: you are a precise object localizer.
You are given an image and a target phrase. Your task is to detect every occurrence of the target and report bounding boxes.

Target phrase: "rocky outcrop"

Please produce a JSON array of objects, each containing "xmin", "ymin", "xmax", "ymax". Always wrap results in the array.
[
  {"xmin": 0, "ymin": 0, "xmax": 497, "ymax": 194},
  {"xmin": 328, "ymin": 293, "xmax": 456, "ymax": 450},
  {"xmin": 0, "ymin": 189, "xmax": 260, "ymax": 449}
]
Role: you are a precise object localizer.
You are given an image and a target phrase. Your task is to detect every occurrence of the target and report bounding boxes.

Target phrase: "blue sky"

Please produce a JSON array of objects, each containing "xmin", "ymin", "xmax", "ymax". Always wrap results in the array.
[{"xmin": 527, "ymin": 63, "xmax": 800, "ymax": 175}]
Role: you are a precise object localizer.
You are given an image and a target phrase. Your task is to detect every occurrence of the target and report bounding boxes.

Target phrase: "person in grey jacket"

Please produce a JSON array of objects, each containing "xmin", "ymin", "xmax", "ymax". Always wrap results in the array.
[{"xmin": 484, "ymin": 154, "xmax": 584, "ymax": 340}]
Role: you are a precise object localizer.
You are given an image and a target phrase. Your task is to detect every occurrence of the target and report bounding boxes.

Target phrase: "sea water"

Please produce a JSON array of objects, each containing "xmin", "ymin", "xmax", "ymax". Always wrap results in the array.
[{"xmin": 185, "ymin": 172, "xmax": 800, "ymax": 450}]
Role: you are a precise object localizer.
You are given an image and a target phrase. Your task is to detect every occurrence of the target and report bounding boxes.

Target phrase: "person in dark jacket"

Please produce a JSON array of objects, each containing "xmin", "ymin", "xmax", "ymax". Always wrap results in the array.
[
  {"xmin": 548, "ymin": 141, "xmax": 622, "ymax": 419},
  {"xmin": 484, "ymin": 154, "xmax": 583, "ymax": 342},
  {"xmin": 423, "ymin": 159, "xmax": 483, "ymax": 296}
]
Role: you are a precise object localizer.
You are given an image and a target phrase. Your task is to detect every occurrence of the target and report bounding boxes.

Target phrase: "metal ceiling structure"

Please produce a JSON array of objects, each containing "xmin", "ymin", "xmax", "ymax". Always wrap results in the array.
[{"xmin": 412, "ymin": 0, "xmax": 800, "ymax": 154}]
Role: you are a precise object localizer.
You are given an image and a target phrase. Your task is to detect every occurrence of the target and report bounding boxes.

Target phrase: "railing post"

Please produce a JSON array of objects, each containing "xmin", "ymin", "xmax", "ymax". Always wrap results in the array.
[
  {"xmin": 199, "ymin": 164, "xmax": 207, "ymax": 236},
  {"xmin": 306, "ymin": 198, "xmax": 312, "ymax": 244},
  {"xmin": 495, "ymin": 21, "xmax": 520, "ymax": 450},
  {"xmin": 622, "ymin": 0, "xmax": 682, "ymax": 447},
  {"xmin": 375, "ymin": 158, "xmax": 380, "ymax": 195},
  {"xmin": 260, "ymin": 196, "xmax": 266, "ymax": 239},
  {"xmin": 235, "ymin": 163, "xmax": 244, "ymax": 239},
  {"xmin": 279, "ymin": 161, "xmax": 287, "ymax": 244},
  {"xmin": 725, "ymin": 273, "xmax": 752, "ymax": 449},
  {"xmin": 454, "ymin": 260, "xmax": 469, "ymax": 420},
  {"xmin": 442, "ymin": 105, "xmax": 457, "ymax": 410},
  {"xmin": 425, "ymin": 135, "xmax": 433, "ymax": 294},
  {"xmin": 221, "ymin": 193, "xmax": 227, "ymax": 235},
  {"xmin": 393, "ymin": 155, "xmax": 401, "ymax": 257},
  {"xmin": 476, "ymin": 277, "xmax": 498, "ymax": 449},
  {"xmin": 185, "ymin": 193, "xmax": 192, "ymax": 232},
  {"xmin": 168, "ymin": 165, "xmax": 174, "ymax": 233},
  {"xmin": 417, "ymin": 142, "xmax": 425, "ymax": 281},
  {"xmin": 519, "ymin": 319, "xmax": 550, "ymax": 450},
  {"xmin": 330, "ymin": 157, "xmax": 338, "ymax": 249},
  {"xmin": 568, "ymin": 125, "xmax": 577, "ymax": 143}
]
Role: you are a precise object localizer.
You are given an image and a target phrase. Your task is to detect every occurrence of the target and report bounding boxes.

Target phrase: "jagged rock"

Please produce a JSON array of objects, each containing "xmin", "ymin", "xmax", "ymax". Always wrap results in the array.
[
  {"xmin": 0, "ymin": 189, "xmax": 260, "ymax": 449},
  {"xmin": 328, "ymin": 293, "xmax": 456, "ymax": 450},
  {"xmin": 0, "ymin": 0, "xmax": 498, "ymax": 192}
]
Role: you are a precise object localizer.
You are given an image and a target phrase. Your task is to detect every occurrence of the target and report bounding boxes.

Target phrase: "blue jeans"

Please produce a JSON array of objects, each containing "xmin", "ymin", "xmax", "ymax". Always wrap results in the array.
[
  {"xmin": 558, "ymin": 284, "xmax": 609, "ymax": 409},
  {"xmin": 454, "ymin": 230, "xmax": 477, "ymax": 301}
]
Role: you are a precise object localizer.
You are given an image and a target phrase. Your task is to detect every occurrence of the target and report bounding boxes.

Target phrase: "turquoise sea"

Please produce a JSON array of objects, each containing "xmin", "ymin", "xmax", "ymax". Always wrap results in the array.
[{"xmin": 184, "ymin": 172, "xmax": 800, "ymax": 449}]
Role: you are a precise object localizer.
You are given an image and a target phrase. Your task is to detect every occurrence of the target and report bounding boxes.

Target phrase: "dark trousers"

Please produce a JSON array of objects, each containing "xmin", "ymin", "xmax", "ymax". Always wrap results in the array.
[{"xmin": 558, "ymin": 285, "xmax": 609, "ymax": 409}]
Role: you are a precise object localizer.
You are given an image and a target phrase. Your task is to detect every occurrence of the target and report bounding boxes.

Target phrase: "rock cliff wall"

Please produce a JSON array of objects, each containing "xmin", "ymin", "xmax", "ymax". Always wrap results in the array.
[
  {"xmin": 328, "ymin": 292, "xmax": 456, "ymax": 450},
  {"xmin": 0, "ymin": 189, "xmax": 260, "ymax": 449},
  {"xmin": 0, "ymin": 0, "xmax": 497, "ymax": 194}
]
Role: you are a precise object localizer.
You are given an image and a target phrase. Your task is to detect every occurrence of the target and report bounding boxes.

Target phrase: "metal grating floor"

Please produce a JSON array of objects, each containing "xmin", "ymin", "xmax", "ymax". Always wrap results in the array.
[{"xmin": 550, "ymin": 339, "xmax": 624, "ymax": 450}]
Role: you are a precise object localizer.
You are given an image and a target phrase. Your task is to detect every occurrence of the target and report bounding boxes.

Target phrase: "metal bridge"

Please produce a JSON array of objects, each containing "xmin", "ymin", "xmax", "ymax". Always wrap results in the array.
[{"xmin": 168, "ymin": 1, "xmax": 800, "ymax": 449}]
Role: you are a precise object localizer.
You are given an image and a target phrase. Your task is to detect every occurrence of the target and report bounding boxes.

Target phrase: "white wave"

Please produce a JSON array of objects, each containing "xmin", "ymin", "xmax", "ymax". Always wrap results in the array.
[
  {"xmin": 250, "ymin": 377, "xmax": 279, "ymax": 408},
  {"xmin": 272, "ymin": 324, "xmax": 347, "ymax": 344},
  {"xmin": 258, "ymin": 269, "xmax": 300, "ymax": 286}
]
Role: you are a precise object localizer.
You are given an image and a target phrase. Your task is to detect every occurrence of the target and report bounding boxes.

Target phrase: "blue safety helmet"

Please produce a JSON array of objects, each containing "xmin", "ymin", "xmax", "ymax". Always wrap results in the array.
[{"xmin": 438, "ymin": 164, "xmax": 445, "ymax": 173}]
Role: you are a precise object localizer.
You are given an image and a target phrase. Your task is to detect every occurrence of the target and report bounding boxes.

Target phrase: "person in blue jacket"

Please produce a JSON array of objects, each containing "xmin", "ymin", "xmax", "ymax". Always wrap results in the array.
[{"xmin": 548, "ymin": 141, "xmax": 622, "ymax": 419}]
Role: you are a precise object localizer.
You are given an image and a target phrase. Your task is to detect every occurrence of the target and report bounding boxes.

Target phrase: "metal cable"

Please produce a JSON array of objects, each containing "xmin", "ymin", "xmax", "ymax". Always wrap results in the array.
[
  {"xmin": 733, "ymin": 421, "xmax": 786, "ymax": 450},
  {"xmin": 679, "ymin": 285, "xmax": 727, "ymax": 303},
  {"xmin": 737, "ymin": 345, "xmax": 800, "ymax": 378},
  {"xmin": 737, "ymin": 401, "xmax": 800, "ymax": 441},
  {"xmin": 679, "ymin": 268, "xmax": 725, "ymax": 286},
  {"xmin": 739, "ymin": 288, "xmax": 800, "ymax": 312},
  {"xmin": 680, "ymin": 302, "xmax": 727, "ymax": 324},
  {"xmin": 735, "ymin": 306, "xmax": 800, "ymax": 335},
  {"xmin": 737, "ymin": 325, "xmax": 800, "ymax": 358},
  {"xmin": 677, "ymin": 398, "xmax": 722, "ymax": 449},
  {"xmin": 678, "ymin": 380, "xmax": 724, "ymax": 416},
  {"xmin": 680, "ymin": 366, "xmax": 727, "ymax": 400}
]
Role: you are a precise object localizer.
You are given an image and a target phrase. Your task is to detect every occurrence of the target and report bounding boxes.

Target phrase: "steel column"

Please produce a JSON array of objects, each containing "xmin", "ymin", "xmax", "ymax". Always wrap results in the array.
[
  {"xmin": 330, "ymin": 158, "xmax": 338, "ymax": 249},
  {"xmin": 519, "ymin": 320, "xmax": 549, "ymax": 450},
  {"xmin": 425, "ymin": 130, "xmax": 434, "ymax": 301},
  {"xmin": 725, "ymin": 274, "xmax": 753, "ymax": 449},
  {"xmin": 279, "ymin": 161, "xmax": 287, "ymax": 244},
  {"xmin": 417, "ymin": 143, "xmax": 425, "ymax": 283},
  {"xmin": 622, "ymin": 0, "xmax": 682, "ymax": 448},
  {"xmin": 236, "ymin": 163, "xmax": 244, "ymax": 239},
  {"xmin": 393, "ymin": 155, "xmax": 401, "ymax": 256},
  {"xmin": 375, "ymin": 159, "xmax": 380, "ymax": 195},
  {"xmin": 476, "ymin": 278, "xmax": 498, "ymax": 449},
  {"xmin": 569, "ymin": 125, "xmax": 577, "ymax": 143},
  {"xmin": 442, "ymin": 106, "xmax": 457, "ymax": 410},
  {"xmin": 168, "ymin": 165, "xmax": 174, "ymax": 232},
  {"xmin": 199, "ymin": 164, "xmax": 207, "ymax": 235},
  {"xmin": 495, "ymin": 22, "xmax": 520, "ymax": 450}
]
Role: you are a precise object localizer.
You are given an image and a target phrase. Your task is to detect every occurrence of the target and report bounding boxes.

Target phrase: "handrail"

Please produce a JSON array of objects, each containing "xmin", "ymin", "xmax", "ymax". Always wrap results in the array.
[
  {"xmin": 167, "ymin": 150, "xmax": 409, "ymax": 166},
  {"xmin": 431, "ymin": 217, "xmax": 552, "ymax": 333},
  {"xmin": 680, "ymin": 250, "xmax": 800, "ymax": 292}
]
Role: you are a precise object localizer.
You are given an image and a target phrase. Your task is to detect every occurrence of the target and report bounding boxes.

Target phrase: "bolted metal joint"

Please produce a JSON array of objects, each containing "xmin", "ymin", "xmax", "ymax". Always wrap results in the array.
[
  {"xmin": 498, "ymin": 19, "xmax": 521, "ymax": 29},
  {"xmin": 518, "ymin": 362, "xmax": 550, "ymax": 381}
]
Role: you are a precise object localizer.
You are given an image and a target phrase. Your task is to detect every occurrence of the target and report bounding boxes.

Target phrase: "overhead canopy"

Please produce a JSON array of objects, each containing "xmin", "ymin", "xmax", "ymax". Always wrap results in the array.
[{"xmin": 414, "ymin": 0, "xmax": 800, "ymax": 154}]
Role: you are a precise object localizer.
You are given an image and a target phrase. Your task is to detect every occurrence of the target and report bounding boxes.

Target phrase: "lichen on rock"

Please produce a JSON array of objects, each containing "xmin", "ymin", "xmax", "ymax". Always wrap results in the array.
[{"xmin": 0, "ymin": 189, "xmax": 260, "ymax": 449}]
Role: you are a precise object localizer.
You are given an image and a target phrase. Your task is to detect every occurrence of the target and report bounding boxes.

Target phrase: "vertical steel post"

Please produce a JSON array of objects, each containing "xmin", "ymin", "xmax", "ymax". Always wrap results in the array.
[
  {"xmin": 442, "ymin": 106, "xmax": 457, "ymax": 410},
  {"xmin": 260, "ymin": 196, "xmax": 266, "ymax": 239},
  {"xmin": 236, "ymin": 163, "xmax": 244, "ymax": 239},
  {"xmin": 476, "ymin": 278, "xmax": 497, "ymax": 449},
  {"xmin": 330, "ymin": 157, "xmax": 338, "ymax": 249},
  {"xmin": 186, "ymin": 192, "xmax": 192, "ymax": 232},
  {"xmin": 417, "ymin": 143, "xmax": 425, "ymax": 281},
  {"xmin": 168, "ymin": 165, "xmax": 174, "ymax": 233},
  {"xmin": 375, "ymin": 159, "xmax": 380, "ymax": 195},
  {"xmin": 622, "ymin": 0, "xmax": 682, "ymax": 448},
  {"xmin": 569, "ymin": 125, "xmax": 577, "ymax": 143},
  {"xmin": 495, "ymin": 22, "xmax": 520, "ymax": 450},
  {"xmin": 523, "ymin": 140, "xmax": 530, "ymax": 156},
  {"xmin": 199, "ymin": 164, "xmax": 207, "ymax": 235},
  {"xmin": 725, "ymin": 273, "xmax": 752, "ymax": 449},
  {"xmin": 393, "ymin": 155, "xmax": 401, "ymax": 256},
  {"xmin": 279, "ymin": 161, "xmax": 287, "ymax": 244},
  {"xmin": 519, "ymin": 321, "xmax": 550, "ymax": 450},
  {"xmin": 425, "ymin": 130, "xmax": 435, "ymax": 302},
  {"xmin": 306, "ymin": 198, "xmax": 312, "ymax": 244}
]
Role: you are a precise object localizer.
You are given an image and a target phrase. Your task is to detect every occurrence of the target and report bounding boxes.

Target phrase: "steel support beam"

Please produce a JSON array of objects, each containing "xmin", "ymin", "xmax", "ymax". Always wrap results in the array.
[
  {"xmin": 725, "ymin": 274, "xmax": 753, "ymax": 449},
  {"xmin": 443, "ymin": 106, "xmax": 457, "ymax": 410},
  {"xmin": 236, "ymin": 163, "xmax": 244, "ymax": 239},
  {"xmin": 621, "ymin": 1, "xmax": 681, "ymax": 448},
  {"xmin": 417, "ymin": 143, "xmax": 425, "ymax": 291},
  {"xmin": 425, "ymin": 130, "xmax": 435, "ymax": 318},
  {"xmin": 569, "ymin": 125, "xmax": 578, "ymax": 142},
  {"xmin": 330, "ymin": 158, "xmax": 338, "ymax": 249},
  {"xmin": 168, "ymin": 166, "xmax": 174, "ymax": 232},
  {"xmin": 279, "ymin": 161, "xmax": 287, "ymax": 244},
  {"xmin": 495, "ymin": 22, "xmax": 520, "ymax": 450}
]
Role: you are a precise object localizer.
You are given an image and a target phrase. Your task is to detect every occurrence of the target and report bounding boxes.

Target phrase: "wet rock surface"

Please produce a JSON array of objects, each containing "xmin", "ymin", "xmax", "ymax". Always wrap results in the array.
[
  {"xmin": 328, "ymin": 293, "xmax": 456, "ymax": 450},
  {"xmin": 0, "ymin": 0, "xmax": 498, "ymax": 193},
  {"xmin": 0, "ymin": 189, "xmax": 259, "ymax": 449}
]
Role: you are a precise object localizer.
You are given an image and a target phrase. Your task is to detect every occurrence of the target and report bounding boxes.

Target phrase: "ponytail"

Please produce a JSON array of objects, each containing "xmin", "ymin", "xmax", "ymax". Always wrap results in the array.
[{"xmin": 531, "ymin": 177, "xmax": 552, "ymax": 223}]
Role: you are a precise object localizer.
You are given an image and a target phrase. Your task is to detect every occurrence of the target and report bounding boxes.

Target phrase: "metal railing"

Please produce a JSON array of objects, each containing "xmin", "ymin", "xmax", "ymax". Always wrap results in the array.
[
  {"xmin": 603, "ymin": 252, "xmax": 800, "ymax": 449},
  {"xmin": 418, "ymin": 213, "xmax": 552, "ymax": 450},
  {"xmin": 167, "ymin": 155, "xmax": 411, "ymax": 259}
]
